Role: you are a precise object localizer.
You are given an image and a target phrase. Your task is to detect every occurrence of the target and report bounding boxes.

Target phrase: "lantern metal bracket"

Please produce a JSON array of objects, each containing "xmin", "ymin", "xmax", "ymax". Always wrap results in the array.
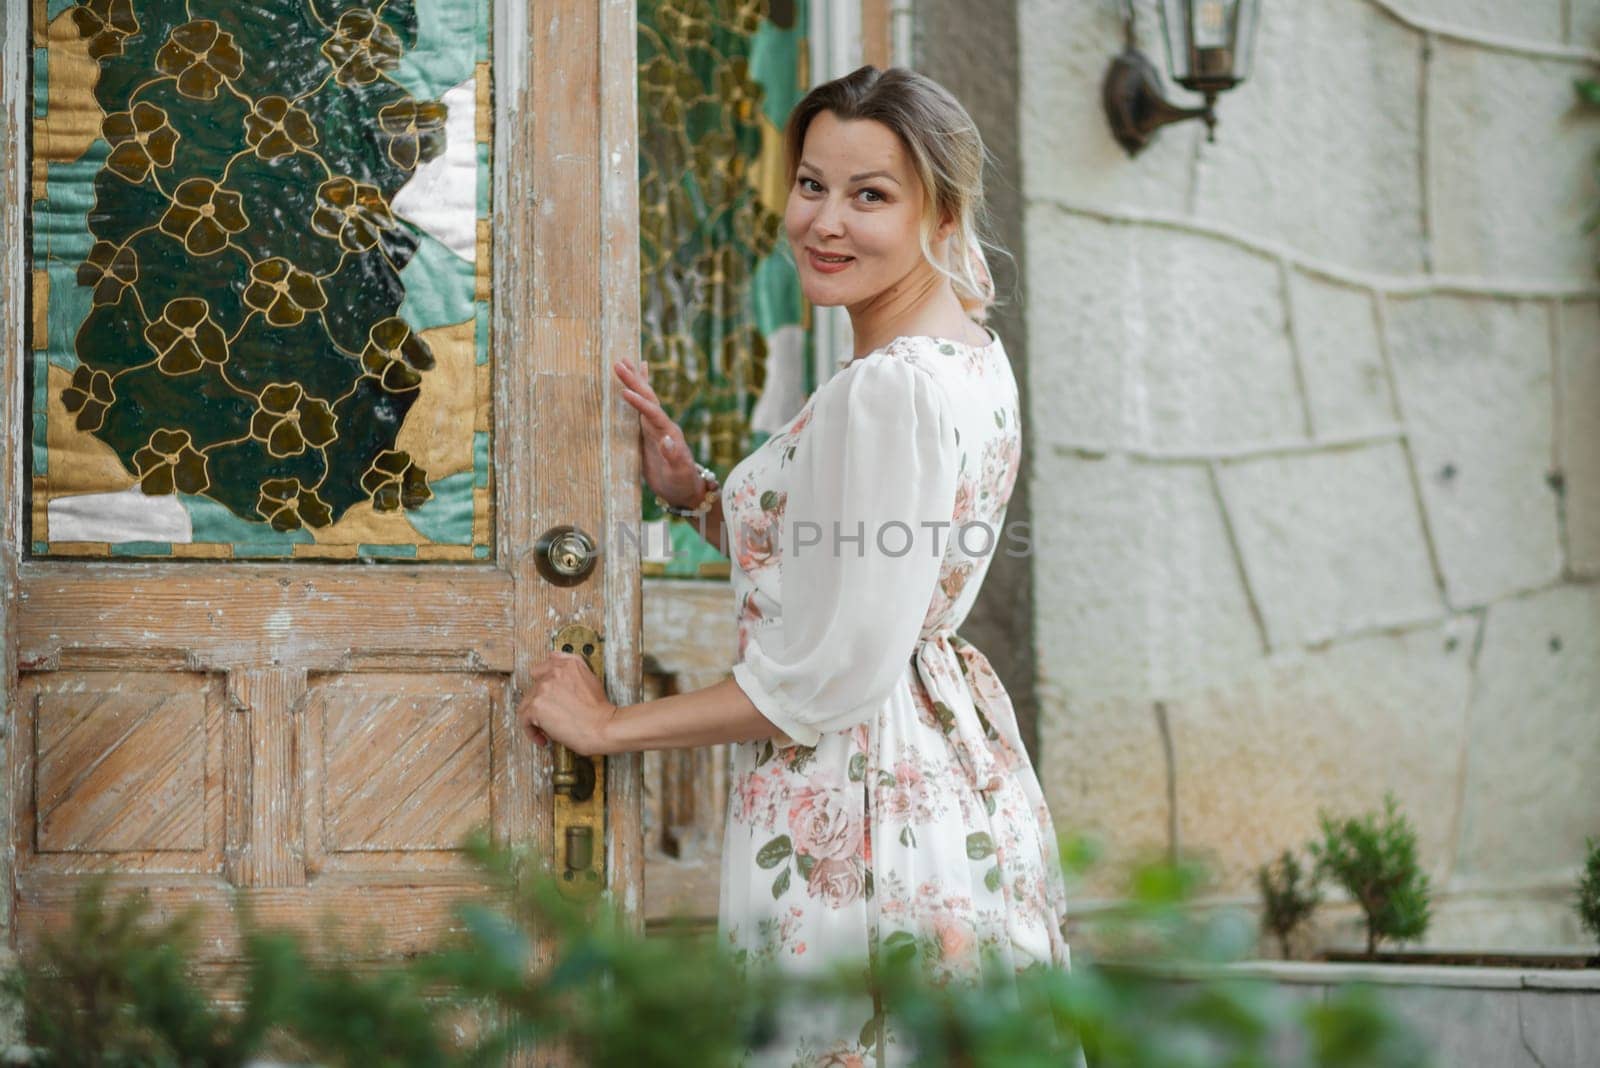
[{"xmin": 1102, "ymin": 46, "xmax": 1217, "ymax": 157}]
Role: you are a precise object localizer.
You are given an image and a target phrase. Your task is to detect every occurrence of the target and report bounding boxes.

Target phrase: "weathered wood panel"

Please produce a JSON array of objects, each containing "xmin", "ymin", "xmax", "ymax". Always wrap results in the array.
[
  {"xmin": 306, "ymin": 673, "xmax": 494, "ymax": 863},
  {"xmin": 228, "ymin": 669, "xmax": 308, "ymax": 888},
  {"xmin": 13, "ymin": 877, "xmax": 502, "ymax": 960},
  {"xmin": 14, "ymin": 672, "xmax": 225, "ymax": 874},
  {"xmin": 18, "ymin": 567, "xmax": 516, "ymax": 673}
]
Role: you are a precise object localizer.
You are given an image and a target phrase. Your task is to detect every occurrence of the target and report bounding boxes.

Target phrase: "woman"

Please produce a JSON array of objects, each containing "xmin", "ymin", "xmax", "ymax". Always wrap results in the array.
[{"xmin": 520, "ymin": 65, "xmax": 1075, "ymax": 1065}]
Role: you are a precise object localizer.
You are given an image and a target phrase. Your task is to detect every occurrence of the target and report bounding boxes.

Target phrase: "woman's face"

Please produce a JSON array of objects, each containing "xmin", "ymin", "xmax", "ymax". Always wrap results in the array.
[{"xmin": 784, "ymin": 111, "xmax": 943, "ymax": 309}]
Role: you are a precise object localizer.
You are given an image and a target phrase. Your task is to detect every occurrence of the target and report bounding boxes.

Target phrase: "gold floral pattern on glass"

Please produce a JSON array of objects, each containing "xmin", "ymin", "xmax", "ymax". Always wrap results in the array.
[
  {"xmin": 61, "ymin": 366, "xmax": 116, "ymax": 432},
  {"xmin": 361, "ymin": 449, "xmax": 433, "ymax": 512},
  {"xmin": 143, "ymin": 297, "xmax": 230, "ymax": 375},
  {"xmin": 76, "ymin": 241, "xmax": 139, "ymax": 306},
  {"xmin": 359, "ymin": 317, "xmax": 436, "ymax": 392},
  {"xmin": 256, "ymin": 477, "xmax": 334, "ymax": 531},
  {"xmin": 321, "ymin": 9, "xmax": 403, "ymax": 87},
  {"xmin": 71, "ymin": 0, "xmax": 139, "ymax": 61},
  {"xmin": 310, "ymin": 176, "xmax": 396, "ymax": 253},
  {"xmin": 159, "ymin": 177, "xmax": 250, "ymax": 256},
  {"xmin": 155, "ymin": 19, "xmax": 246, "ymax": 101},
  {"xmin": 102, "ymin": 102, "xmax": 180, "ymax": 184},
  {"xmin": 243, "ymin": 257, "xmax": 328, "ymax": 327},
  {"xmin": 132, "ymin": 428, "xmax": 211, "ymax": 495},
  {"xmin": 377, "ymin": 99, "xmax": 448, "ymax": 170},
  {"xmin": 249, "ymin": 382, "xmax": 339, "ymax": 458},
  {"xmin": 243, "ymin": 96, "xmax": 320, "ymax": 161}
]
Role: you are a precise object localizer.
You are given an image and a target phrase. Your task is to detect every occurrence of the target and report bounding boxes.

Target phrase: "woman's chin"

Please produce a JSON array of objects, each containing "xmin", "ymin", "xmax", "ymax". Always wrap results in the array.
[{"xmin": 798, "ymin": 280, "xmax": 855, "ymax": 309}]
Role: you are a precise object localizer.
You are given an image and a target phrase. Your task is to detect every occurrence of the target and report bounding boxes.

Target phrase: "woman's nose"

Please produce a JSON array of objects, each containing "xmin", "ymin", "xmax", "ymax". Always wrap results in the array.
[{"xmin": 813, "ymin": 196, "xmax": 846, "ymax": 238}]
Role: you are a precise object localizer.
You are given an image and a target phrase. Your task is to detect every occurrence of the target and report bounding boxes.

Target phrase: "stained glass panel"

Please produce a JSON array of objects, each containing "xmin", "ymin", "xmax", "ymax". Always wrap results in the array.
[
  {"xmin": 637, "ymin": 0, "xmax": 809, "ymax": 578},
  {"xmin": 28, "ymin": 0, "xmax": 494, "ymax": 561}
]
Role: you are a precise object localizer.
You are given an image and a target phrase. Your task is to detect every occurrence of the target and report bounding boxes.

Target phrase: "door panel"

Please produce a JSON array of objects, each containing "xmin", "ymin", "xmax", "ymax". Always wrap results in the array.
[
  {"xmin": 23, "ymin": 670, "xmax": 222, "ymax": 862},
  {"xmin": 5, "ymin": 5, "xmax": 643, "ymax": 1061}
]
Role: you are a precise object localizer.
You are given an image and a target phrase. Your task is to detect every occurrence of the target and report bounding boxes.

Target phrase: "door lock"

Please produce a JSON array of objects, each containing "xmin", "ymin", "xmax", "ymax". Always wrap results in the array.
[
  {"xmin": 534, "ymin": 525, "xmax": 598, "ymax": 586},
  {"xmin": 549, "ymin": 623, "xmax": 605, "ymax": 899}
]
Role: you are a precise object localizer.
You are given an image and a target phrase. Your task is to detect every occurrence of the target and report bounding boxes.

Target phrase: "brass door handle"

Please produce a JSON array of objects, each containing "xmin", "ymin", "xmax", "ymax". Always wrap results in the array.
[{"xmin": 549, "ymin": 623, "xmax": 605, "ymax": 899}]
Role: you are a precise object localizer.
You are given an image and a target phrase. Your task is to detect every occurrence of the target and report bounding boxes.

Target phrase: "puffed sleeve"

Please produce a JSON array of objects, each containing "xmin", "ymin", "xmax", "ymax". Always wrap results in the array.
[{"xmin": 731, "ymin": 352, "xmax": 959, "ymax": 747}]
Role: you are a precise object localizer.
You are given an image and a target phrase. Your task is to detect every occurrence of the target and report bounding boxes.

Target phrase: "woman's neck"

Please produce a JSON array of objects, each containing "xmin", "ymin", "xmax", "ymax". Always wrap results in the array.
[{"xmin": 846, "ymin": 266, "xmax": 979, "ymax": 356}]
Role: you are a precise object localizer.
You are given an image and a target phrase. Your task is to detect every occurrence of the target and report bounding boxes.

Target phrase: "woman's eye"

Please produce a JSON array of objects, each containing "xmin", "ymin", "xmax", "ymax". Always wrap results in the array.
[
  {"xmin": 857, "ymin": 188, "xmax": 885, "ymax": 204},
  {"xmin": 799, "ymin": 177, "xmax": 822, "ymax": 193}
]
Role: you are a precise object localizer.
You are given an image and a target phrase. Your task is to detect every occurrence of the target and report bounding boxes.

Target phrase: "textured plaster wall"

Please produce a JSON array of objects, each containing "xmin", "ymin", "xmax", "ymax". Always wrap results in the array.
[{"xmin": 1013, "ymin": 0, "xmax": 1600, "ymax": 949}]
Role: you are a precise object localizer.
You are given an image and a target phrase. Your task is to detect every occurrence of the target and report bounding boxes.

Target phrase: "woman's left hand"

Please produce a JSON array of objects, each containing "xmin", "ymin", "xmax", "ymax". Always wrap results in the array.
[{"xmin": 517, "ymin": 651, "xmax": 618, "ymax": 757}]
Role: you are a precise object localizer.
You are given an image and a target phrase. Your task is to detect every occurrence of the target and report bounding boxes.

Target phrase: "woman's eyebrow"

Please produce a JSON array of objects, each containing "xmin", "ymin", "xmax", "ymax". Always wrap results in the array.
[{"xmin": 796, "ymin": 161, "xmax": 902, "ymax": 186}]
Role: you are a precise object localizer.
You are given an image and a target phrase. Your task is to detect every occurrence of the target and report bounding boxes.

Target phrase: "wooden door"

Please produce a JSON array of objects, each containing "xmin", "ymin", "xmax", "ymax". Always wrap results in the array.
[{"xmin": 1, "ymin": 0, "xmax": 642, "ymax": 1043}]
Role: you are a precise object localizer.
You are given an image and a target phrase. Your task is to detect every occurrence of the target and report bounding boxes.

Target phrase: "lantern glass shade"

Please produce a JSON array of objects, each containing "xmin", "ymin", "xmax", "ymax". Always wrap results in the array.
[{"xmin": 1159, "ymin": 0, "xmax": 1261, "ymax": 93}]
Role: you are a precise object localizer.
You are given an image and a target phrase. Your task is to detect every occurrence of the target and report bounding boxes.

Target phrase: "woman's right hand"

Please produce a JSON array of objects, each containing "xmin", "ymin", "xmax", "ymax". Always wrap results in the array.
[{"xmin": 613, "ymin": 359, "xmax": 706, "ymax": 509}]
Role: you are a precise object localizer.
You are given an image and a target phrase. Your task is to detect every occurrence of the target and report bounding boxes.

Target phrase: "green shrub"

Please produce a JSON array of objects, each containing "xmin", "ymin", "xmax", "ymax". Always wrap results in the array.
[
  {"xmin": 1310, "ymin": 792, "xmax": 1432, "ymax": 955},
  {"xmin": 0, "ymin": 829, "xmax": 1431, "ymax": 1068},
  {"xmin": 1257, "ymin": 848, "xmax": 1323, "ymax": 959},
  {"xmin": 1577, "ymin": 836, "xmax": 1600, "ymax": 944}
]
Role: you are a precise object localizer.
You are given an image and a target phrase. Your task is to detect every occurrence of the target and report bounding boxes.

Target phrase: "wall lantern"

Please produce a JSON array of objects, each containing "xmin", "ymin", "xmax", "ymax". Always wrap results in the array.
[{"xmin": 1102, "ymin": 0, "xmax": 1260, "ymax": 157}]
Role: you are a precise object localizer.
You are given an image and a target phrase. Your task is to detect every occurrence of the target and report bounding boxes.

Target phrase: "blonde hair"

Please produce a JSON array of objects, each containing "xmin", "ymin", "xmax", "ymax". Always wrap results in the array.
[{"xmin": 783, "ymin": 65, "xmax": 1002, "ymax": 321}]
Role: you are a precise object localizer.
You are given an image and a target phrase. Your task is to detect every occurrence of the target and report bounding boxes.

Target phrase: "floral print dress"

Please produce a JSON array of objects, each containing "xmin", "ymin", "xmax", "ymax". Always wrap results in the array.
[{"xmin": 719, "ymin": 332, "xmax": 1078, "ymax": 1067}]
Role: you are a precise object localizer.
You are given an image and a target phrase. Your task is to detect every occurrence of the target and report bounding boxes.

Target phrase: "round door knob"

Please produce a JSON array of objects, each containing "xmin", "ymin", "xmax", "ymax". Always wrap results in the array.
[{"xmin": 534, "ymin": 524, "xmax": 598, "ymax": 586}]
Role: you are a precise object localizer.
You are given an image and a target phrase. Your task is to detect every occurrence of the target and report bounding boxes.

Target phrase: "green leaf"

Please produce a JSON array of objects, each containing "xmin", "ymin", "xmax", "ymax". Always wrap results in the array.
[
  {"xmin": 756, "ymin": 740, "xmax": 774, "ymax": 767},
  {"xmin": 848, "ymin": 753, "xmax": 866, "ymax": 782},
  {"xmin": 966, "ymin": 832, "xmax": 995, "ymax": 860},
  {"xmin": 877, "ymin": 770, "xmax": 897, "ymax": 788},
  {"xmin": 1576, "ymin": 77, "xmax": 1600, "ymax": 107},
  {"xmin": 984, "ymin": 866, "xmax": 1002, "ymax": 893},
  {"xmin": 859, "ymin": 1013, "xmax": 880, "ymax": 1049},
  {"xmin": 882, "ymin": 929, "xmax": 917, "ymax": 966},
  {"xmin": 756, "ymin": 835, "xmax": 792, "ymax": 869},
  {"xmin": 983, "ymin": 792, "xmax": 997, "ymax": 816},
  {"xmin": 899, "ymin": 826, "xmax": 915, "ymax": 848},
  {"xmin": 863, "ymin": 868, "xmax": 875, "ymax": 899},
  {"xmin": 795, "ymin": 852, "xmax": 816, "ymax": 880},
  {"xmin": 772, "ymin": 867, "xmax": 790, "ymax": 899}
]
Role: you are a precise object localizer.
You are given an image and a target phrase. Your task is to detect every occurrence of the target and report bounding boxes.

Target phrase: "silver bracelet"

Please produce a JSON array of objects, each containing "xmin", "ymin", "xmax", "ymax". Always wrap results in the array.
[{"xmin": 656, "ymin": 463, "xmax": 720, "ymax": 518}]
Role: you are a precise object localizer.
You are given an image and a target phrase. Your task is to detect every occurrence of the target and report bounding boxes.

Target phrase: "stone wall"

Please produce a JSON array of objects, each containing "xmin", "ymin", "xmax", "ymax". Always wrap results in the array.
[{"xmin": 1007, "ymin": 0, "xmax": 1600, "ymax": 948}]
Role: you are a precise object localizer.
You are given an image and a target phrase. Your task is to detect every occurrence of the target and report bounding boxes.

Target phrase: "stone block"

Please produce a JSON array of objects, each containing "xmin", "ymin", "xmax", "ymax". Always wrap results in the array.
[
  {"xmin": 1019, "ymin": 0, "xmax": 1196, "ymax": 211},
  {"xmin": 1403, "ymin": 0, "xmax": 1564, "ymax": 41},
  {"xmin": 1035, "ymin": 694, "xmax": 1170, "ymax": 901},
  {"xmin": 1380, "ymin": 986, "xmax": 1534, "ymax": 1067},
  {"xmin": 1451, "ymin": 584, "xmax": 1600, "ymax": 887},
  {"xmin": 1190, "ymin": 0, "xmax": 1426, "ymax": 274},
  {"xmin": 1575, "ymin": 4, "xmax": 1600, "ymax": 48},
  {"xmin": 1288, "ymin": 271, "xmax": 1396, "ymax": 437},
  {"xmin": 1026, "ymin": 210, "xmax": 1304, "ymax": 451},
  {"xmin": 1424, "ymin": 891, "xmax": 1594, "ymax": 949},
  {"xmin": 1031, "ymin": 451, "xmax": 1263, "ymax": 699},
  {"xmin": 1385, "ymin": 295, "xmax": 1562, "ymax": 606},
  {"xmin": 1428, "ymin": 40, "xmax": 1600, "ymax": 280},
  {"xmin": 1518, "ymin": 990, "xmax": 1600, "ymax": 1067},
  {"xmin": 1165, "ymin": 617, "xmax": 1477, "ymax": 894},
  {"xmin": 1216, "ymin": 443, "xmax": 1443, "ymax": 649},
  {"xmin": 1560, "ymin": 300, "xmax": 1600, "ymax": 575}
]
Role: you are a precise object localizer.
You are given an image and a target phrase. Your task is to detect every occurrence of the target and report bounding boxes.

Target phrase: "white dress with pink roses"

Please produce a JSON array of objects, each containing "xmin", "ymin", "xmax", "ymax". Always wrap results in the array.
[{"xmin": 718, "ymin": 331, "xmax": 1079, "ymax": 1067}]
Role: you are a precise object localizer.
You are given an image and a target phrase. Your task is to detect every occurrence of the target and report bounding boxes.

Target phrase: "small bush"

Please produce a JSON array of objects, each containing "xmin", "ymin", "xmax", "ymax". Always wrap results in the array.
[
  {"xmin": 1257, "ymin": 849, "xmax": 1322, "ymax": 959},
  {"xmin": 1310, "ymin": 792, "xmax": 1432, "ymax": 955},
  {"xmin": 1577, "ymin": 836, "xmax": 1600, "ymax": 944},
  {"xmin": 0, "ymin": 829, "xmax": 1432, "ymax": 1067}
]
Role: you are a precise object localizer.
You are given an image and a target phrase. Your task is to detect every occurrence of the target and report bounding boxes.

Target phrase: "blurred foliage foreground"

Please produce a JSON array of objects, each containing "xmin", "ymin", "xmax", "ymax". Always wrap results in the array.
[{"xmin": 0, "ymin": 831, "xmax": 1431, "ymax": 1068}]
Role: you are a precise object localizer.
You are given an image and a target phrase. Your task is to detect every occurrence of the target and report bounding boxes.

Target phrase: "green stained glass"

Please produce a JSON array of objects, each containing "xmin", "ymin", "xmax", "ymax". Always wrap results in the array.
[
  {"xmin": 638, "ymin": 0, "xmax": 809, "ymax": 578},
  {"xmin": 29, "ymin": 0, "xmax": 494, "ymax": 562}
]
